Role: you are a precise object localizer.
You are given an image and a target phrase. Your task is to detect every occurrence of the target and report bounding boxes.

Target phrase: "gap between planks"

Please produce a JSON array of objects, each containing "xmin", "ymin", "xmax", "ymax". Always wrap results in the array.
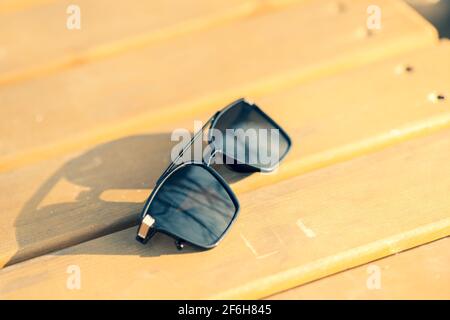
[{"xmin": 267, "ymin": 237, "xmax": 450, "ymax": 299}]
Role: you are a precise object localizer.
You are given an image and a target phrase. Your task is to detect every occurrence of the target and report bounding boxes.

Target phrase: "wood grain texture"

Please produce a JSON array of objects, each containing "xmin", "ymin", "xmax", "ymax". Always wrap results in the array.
[
  {"xmin": 0, "ymin": 0, "xmax": 55, "ymax": 14},
  {"xmin": 268, "ymin": 237, "xmax": 450, "ymax": 299},
  {"xmin": 0, "ymin": 0, "xmax": 264, "ymax": 84},
  {"xmin": 1, "ymin": 128, "xmax": 449, "ymax": 299},
  {"xmin": 0, "ymin": 0, "xmax": 437, "ymax": 168},
  {"xmin": 1, "ymin": 41, "xmax": 449, "ymax": 268}
]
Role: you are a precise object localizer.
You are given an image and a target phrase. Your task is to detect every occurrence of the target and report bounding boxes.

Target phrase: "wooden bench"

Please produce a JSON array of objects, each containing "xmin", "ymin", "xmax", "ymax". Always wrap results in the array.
[{"xmin": 0, "ymin": 0, "xmax": 449, "ymax": 299}]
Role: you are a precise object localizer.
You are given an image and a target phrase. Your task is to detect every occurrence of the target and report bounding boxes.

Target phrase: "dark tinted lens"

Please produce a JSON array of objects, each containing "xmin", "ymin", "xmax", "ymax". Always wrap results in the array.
[
  {"xmin": 212, "ymin": 100, "xmax": 290, "ymax": 171},
  {"xmin": 149, "ymin": 164, "xmax": 237, "ymax": 247}
]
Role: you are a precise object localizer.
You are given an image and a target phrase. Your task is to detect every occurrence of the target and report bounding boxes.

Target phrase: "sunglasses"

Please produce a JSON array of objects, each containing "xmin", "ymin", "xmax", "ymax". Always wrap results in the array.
[{"xmin": 136, "ymin": 98, "xmax": 291, "ymax": 249}]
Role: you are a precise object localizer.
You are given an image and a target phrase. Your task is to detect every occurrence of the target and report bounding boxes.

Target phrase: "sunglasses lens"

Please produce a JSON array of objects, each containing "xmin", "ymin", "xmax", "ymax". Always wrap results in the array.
[
  {"xmin": 148, "ymin": 164, "xmax": 238, "ymax": 247},
  {"xmin": 212, "ymin": 100, "xmax": 291, "ymax": 171}
]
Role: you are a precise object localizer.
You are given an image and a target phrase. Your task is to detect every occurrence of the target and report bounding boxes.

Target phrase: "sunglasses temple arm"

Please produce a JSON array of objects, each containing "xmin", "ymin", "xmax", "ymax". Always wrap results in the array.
[{"xmin": 156, "ymin": 112, "xmax": 219, "ymax": 185}]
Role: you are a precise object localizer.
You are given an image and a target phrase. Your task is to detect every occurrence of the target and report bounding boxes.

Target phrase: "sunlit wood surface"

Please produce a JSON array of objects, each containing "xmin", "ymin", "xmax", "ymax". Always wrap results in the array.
[
  {"xmin": 0, "ymin": 0, "xmax": 449, "ymax": 299},
  {"xmin": 269, "ymin": 238, "xmax": 450, "ymax": 299}
]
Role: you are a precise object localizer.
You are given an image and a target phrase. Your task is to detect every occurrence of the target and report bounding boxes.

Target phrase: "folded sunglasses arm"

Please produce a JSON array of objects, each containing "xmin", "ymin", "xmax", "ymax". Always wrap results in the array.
[{"xmin": 155, "ymin": 111, "xmax": 220, "ymax": 186}]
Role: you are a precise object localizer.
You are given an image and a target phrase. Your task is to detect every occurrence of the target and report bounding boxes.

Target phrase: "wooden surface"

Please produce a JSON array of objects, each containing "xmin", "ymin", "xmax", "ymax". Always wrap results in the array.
[
  {"xmin": 2, "ymin": 41, "xmax": 450, "ymax": 268},
  {"xmin": 1, "ymin": 129, "xmax": 450, "ymax": 298},
  {"xmin": 0, "ymin": 0, "xmax": 273, "ymax": 84},
  {"xmin": 0, "ymin": 0, "xmax": 436, "ymax": 168},
  {"xmin": 269, "ymin": 237, "xmax": 450, "ymax": 299},
  {"xmin": 0, "ymin": 0, "xmax": 449, "ymax": 299}
]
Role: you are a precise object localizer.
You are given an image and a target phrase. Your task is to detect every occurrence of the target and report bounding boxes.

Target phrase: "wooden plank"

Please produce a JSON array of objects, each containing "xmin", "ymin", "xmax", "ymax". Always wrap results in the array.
[
  {"xmin": 1, "ymin": 128, "xmax": 449, "ymax": 299},
  {"xmin": 1, "ymin": 41, "xmax": 449, "ymax": 268},
  {"xmin": 0, "ymin": 0, "xmax": 264, "ymax": 83},
  {"xmin": 269, "ymin": 237, "xmax": 450, "ymax": 299},
  {"xmin": 0, "ymin": 0, "xmax": 55, "ymax": 14},
  {"xmin": 0, "ymin": 0, "xmax": 437, "ymax": 168}
]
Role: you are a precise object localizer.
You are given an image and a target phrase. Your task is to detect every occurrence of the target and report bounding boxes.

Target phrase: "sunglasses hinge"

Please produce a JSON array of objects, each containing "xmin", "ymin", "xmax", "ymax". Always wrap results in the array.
[{"xmin": 136, "ymin": 214, "xmax": 156, "ymax": 244}]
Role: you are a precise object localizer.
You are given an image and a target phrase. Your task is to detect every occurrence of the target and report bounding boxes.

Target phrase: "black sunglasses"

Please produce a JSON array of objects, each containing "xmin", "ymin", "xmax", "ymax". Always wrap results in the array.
[{"xmin": 136, "ymin": 98, "xmax": 291, "ymax": 249}]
